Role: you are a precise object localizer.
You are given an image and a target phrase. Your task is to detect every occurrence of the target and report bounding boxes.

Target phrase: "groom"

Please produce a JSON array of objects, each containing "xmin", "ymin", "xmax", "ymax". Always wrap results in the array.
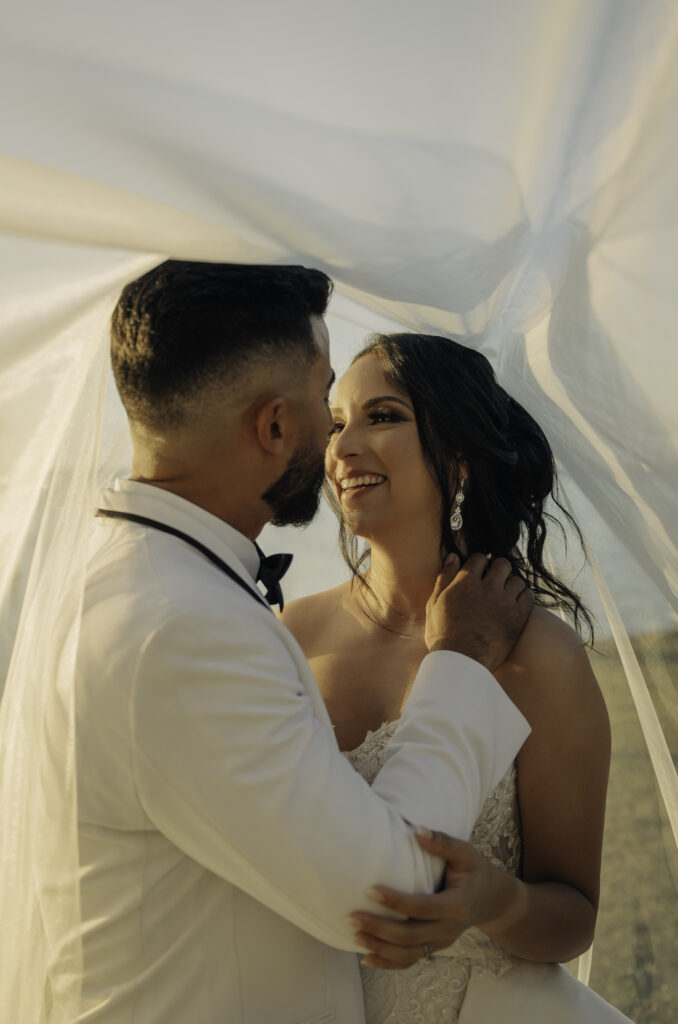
[{"xmin": 74, "ymin": 260, "xmax": 532, "ymax": 1024}]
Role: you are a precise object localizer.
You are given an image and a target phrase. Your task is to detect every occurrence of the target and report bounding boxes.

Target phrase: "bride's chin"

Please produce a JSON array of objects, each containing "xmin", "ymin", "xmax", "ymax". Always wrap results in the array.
[
  {"xmin": 341, "ymin": 513, "xmax": 371, "ymax": 540},
  {"xmin": 342, "ymin": 514, "xmax": 396, "ymax": 544}
]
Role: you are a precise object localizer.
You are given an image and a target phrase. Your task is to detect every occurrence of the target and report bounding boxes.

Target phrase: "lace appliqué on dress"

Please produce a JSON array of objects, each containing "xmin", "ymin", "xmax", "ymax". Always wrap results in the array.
[{"xmin": 344, "ymin": 720, "xmax": 521, "ymax": 1024}]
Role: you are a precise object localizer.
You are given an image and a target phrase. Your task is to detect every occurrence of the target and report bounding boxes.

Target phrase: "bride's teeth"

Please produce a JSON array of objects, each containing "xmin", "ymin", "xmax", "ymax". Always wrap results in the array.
[{"xmin": 341, "ymin": 474, "xmax": 384, "ymax": 490}]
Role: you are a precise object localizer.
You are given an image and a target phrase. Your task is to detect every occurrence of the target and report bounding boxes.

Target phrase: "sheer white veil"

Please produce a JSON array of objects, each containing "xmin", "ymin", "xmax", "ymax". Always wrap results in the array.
[{"xmin": 1, "ymin": 2, "xmax": 677, "ymax": 1020}]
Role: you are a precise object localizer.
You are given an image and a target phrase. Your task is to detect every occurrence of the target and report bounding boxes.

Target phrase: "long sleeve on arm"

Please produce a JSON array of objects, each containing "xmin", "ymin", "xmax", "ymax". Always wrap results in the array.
[
  {"xmin": 375, "ymin": 651, "xmax": 529, "ymax": 840},
  {"xmin": 131, "ymin": 606, "xmax": 530, "ymax": 953}
]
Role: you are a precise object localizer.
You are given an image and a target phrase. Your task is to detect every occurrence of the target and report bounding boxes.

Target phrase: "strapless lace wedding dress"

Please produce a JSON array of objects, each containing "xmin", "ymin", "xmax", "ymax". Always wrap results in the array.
[{"xmin": 344, "ymin": 719, "xmax": 521, "ymax": 1024}]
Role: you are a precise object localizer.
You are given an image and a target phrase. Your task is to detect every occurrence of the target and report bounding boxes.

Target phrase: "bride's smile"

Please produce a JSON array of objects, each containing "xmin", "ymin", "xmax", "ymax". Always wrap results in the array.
[{"xmin": 337, "ymin": 473, "xmax": 387, "ymax": 498}]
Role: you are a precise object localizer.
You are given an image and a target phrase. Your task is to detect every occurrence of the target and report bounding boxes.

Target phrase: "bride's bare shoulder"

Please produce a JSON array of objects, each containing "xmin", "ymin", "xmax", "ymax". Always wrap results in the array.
[
  {"xmin": 512, "ymin": 605, "xmax": 585, "ymax": 663},
  {"xmin": 498, "ymin": 606, "xmax": 607, "ymax": 729},
  {"xmin": 279, "ymin": 581, "xmax": 352, "ymax": 654}
]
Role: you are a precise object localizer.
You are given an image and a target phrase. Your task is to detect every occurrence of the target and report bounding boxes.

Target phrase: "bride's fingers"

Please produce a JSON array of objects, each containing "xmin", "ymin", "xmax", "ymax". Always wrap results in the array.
[
  {"xmin": 355, "ymin": 933, "xmax": 420, "ymax": 966},
  {"xmin": 360, "ymin": 952, "xmax": 411, "ymax": 970},
  {"xmin": 350, "ymin": 911, "xmax": 449, "ymax": 948},
  {"xmin": 349, "ymin": 911, "xmax": 466, "ymax": 968},
  {"xmin": 414, "ymin": 828, "xmax": 477, "ymax": 869},
  {"xmin": 354, "ymin": 929, "xmax": 454, "ymax": 968},
  {"xmin": 362, "ymin": 884, "xmax": 462, "ymax": 921},
  {"xmin": 361, "ymin": 947, "xmax": 446, "ymax": 970}
]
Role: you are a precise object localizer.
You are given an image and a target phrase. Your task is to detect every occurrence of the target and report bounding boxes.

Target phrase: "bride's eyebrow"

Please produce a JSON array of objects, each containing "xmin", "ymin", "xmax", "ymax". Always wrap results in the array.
[
  {"xmin": 363, "ymin": 395, "xmax": 413, "ymax": 411},
  {"xmin": 330, "ymin": 394, "xmax": 413, "ymax": 415}
]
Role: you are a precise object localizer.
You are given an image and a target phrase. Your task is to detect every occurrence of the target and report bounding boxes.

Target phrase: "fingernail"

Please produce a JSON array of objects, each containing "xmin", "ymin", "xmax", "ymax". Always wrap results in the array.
[
  {"xmin": 365, "ymin": 887, "xmax": 385, "ymax": 903},
  {"xmin": 415, "ymin": 825, "xmax": 433, "ymax": 839}
]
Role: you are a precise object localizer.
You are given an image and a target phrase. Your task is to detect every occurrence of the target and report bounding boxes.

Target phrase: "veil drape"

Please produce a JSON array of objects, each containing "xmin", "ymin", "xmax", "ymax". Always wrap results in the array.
[{"xmin": 1, "ymin": 2, "xmax": 676, "ymax": 1021}]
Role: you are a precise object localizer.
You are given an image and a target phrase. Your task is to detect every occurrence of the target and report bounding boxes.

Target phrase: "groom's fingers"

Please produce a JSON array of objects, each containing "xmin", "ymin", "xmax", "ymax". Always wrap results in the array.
[{"xmin": 429, "ymin": 552, "xmax": 460, "ymax": 603}]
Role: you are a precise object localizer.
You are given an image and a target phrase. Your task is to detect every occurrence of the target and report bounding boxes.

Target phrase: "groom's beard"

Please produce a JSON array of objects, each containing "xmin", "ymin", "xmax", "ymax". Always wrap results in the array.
[{"xmin": 261, "ymin": 440, "xmax": 326, "ymax": 528}]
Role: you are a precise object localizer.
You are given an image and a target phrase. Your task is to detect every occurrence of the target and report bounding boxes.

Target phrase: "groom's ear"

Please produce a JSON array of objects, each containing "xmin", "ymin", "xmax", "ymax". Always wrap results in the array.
[{"xmin": 252, "ymin": 395, "xmax": 298, "ymax": 455}]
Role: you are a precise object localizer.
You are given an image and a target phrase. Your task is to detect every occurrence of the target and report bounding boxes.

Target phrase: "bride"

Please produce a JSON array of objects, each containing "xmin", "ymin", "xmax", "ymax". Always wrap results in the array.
[{"xmin": 281, "ymin": 331, "xmax": 633, "ymax": 1023}]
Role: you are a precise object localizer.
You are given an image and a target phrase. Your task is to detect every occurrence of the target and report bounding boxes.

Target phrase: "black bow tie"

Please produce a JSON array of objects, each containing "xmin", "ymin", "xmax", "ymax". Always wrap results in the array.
[{"xmin": 255, "ymin": 545, "xmax": 293, "ymax": 610}]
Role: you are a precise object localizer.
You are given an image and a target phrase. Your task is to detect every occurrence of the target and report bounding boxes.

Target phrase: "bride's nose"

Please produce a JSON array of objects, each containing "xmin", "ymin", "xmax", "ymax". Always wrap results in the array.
[{"xmin": 328, "ymin": 420, "xmax": 366, "ymax": 461}]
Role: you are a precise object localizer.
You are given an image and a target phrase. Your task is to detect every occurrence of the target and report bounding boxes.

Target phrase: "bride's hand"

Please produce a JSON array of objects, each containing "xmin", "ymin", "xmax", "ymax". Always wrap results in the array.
[{"xmin": 349, "ymin": 828, "xmax": 520, "ymax": 970}]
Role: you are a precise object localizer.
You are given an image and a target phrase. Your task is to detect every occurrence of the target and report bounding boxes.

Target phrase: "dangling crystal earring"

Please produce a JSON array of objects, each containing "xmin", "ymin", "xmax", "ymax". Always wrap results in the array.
[{"xmin": 450, "ymin": 479, "xmax": 465, "ymax": 531}]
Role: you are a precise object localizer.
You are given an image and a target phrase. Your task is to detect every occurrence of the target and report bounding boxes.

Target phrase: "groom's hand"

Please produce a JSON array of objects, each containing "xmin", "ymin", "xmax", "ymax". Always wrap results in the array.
[
  {"xmin": 425, "ymin": 553, "xmax": 533, "ymax": 671},
  {"xmin": 349, "ymin": 828, "xmax": 517, "ymax": 970}
]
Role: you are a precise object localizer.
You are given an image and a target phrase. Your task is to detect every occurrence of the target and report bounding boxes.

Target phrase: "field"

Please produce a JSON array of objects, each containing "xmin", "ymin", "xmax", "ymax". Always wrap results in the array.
[{"xmin": 566, "ymin": 633, "xmax": 678, "ymax": 1021}]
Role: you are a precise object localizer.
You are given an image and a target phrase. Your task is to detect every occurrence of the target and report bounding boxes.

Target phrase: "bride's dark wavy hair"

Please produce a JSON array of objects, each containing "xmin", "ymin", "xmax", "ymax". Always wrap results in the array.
[{"xmin": 328, "ymin": 332, "xmax": 594, "ymax": 643}]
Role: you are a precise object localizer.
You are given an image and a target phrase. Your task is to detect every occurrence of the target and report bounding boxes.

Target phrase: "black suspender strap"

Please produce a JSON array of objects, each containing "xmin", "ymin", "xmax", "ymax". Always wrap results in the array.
[{"xmin": 95, "ymin": 508, "xmax": 272, "ymax": 612}]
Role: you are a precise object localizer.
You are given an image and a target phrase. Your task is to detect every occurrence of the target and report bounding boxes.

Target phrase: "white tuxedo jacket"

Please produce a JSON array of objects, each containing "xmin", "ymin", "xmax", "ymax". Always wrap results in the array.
[{"xmin": 70, "ymin": 479, "xmax": 530, "ymax": 1024}]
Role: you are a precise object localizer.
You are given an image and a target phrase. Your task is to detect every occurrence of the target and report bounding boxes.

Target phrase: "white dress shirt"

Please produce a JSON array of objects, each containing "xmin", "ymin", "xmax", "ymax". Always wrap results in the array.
[{"xmin": 70, "ymin": 478, "xmax": 530, "ymax": 1023}]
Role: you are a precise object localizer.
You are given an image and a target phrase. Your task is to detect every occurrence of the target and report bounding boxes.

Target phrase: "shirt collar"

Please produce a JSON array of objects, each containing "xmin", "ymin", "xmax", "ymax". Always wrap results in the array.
[{"xmin": 98, "ymin": 478, "xmax": 260, "ymax": 583}]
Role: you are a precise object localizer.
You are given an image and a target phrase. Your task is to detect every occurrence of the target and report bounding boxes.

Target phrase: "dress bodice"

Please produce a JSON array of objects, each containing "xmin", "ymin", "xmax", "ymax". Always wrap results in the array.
[{"xmin": 344, "ymin": 719, "xmax": 521, "ymax": 1024}]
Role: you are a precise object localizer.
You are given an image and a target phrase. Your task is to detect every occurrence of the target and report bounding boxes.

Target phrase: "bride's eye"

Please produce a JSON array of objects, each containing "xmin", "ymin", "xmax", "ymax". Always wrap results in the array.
[
  {"xmin": 369, "ymin": 408, "xmax": 403, "ymax": 424},
  {"xmin": 328, "ymin": 421, "xmax": 344, "ymax": 436}
]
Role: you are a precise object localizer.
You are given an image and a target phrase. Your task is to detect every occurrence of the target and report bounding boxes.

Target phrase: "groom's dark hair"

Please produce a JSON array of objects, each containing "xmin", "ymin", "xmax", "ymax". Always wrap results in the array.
[{"xmin": 111, "ymin": 259, "xmax": 333, "ymax": 430}]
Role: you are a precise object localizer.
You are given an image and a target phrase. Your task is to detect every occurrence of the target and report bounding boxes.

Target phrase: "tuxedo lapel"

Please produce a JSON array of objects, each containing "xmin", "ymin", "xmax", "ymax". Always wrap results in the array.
[{"xmin": 98, "ymin": 477, "xmax": 337, "ymax": 742}]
